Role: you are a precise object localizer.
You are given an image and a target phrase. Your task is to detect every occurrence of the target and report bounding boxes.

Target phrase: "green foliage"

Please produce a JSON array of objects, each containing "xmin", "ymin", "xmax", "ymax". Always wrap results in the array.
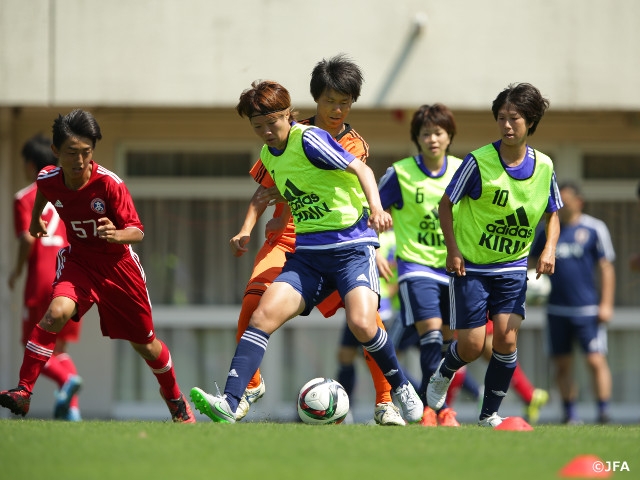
[{"xmin": 1, "ymin": 420, "xmax": 638, "ymax": 480}]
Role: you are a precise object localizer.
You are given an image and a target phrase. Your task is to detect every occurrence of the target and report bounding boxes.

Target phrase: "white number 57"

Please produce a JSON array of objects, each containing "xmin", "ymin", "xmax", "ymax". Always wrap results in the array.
[{"xmin": 70, "ymin": 219, "xmax": 98, "ymax": 238}]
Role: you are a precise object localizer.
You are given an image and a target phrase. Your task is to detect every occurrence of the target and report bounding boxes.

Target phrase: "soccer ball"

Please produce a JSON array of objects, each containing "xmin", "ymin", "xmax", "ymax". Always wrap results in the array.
[
  {"xmin": 526, "ymin": 268, "xmax": 551, "ymax": 305},
  {"xmin": 297, "ymin": 377, "xmax": 349, "ymax": 425}
]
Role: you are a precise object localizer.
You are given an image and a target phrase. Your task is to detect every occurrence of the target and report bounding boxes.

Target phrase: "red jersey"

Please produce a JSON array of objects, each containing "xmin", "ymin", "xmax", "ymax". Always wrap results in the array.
[
  {"xmin": 36, "ymin": 162, "xmax": 143, "ymax": 258},
  {"xmin": 13, "ymin": 183, "xmax": 67, "ymax": 307}
]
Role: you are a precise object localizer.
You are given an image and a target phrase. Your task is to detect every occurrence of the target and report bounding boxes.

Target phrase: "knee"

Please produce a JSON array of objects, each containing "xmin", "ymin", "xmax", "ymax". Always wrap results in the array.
[
  {"xmin": 249, "ymin": 307, "xmax": 268, "ymax": 330},
  {"xmin": 131, "ymin": 340, "xmax": 158, "ymax": 361},
  {"xmin": 347, "ymin": 317, "xmax": 377, "ymax": 343},
  {"xmin": 456, "ymin": 342, "xmax": 484, "ymax": 363},
  {"xmin": 586, "ymin": 353, "xmax": 608, "ymax": 370},
  {"xmin": 40, "ymin": 305, "xmax": 70, "ymax": 331},
  {"xmin": 491, "ymin": 333, "xmax": 517, "ymax": 355},
  {"xmin": 553, "ymin": 357, "xmax": 572, "ymax": 375}
]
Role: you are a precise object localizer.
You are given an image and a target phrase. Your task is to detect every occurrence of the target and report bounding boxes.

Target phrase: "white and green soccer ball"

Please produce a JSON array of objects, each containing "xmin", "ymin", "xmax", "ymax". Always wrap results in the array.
[{"xmin": 297, "ymin": 377, "xmax": 350, "ymax": 425}]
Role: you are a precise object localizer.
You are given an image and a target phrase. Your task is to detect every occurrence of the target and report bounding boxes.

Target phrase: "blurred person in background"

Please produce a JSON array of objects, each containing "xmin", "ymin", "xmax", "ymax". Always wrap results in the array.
[
  {"xmin": 8, "ymin": 134, "xmax": 83, "ymax": 421},
  {"xmin": 530, "ymin": 181, "xmax": 615, "ymax": 424}
]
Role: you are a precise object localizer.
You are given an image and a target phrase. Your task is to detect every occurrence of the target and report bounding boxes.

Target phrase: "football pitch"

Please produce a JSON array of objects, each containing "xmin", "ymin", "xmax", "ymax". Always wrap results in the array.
[{"xmin": 1, "ymin": 419, "xmax": 637, "ymax": 479}]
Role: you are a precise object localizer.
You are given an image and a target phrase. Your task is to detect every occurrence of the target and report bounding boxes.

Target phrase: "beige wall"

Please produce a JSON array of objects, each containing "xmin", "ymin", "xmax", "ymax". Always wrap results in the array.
[{"xmin": 2, "ymin": 0, "xmax": 640, "ymax": 109}]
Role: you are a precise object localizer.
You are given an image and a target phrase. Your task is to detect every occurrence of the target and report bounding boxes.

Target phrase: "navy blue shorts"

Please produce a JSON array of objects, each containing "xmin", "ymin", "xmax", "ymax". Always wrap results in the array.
[
  {"xmin": 547, "ymin": 314, "xmax": 608, "ymax": 355},
  {"xmin": 276, "ymin": 244, "xmax": 380, "ymax": 316},
  {"xmin": 449, "ymin": 271, "xmax": 527, "ymax": 330},
  {"xmin": 398, "ymin": 276, "xmax": 450, "ymax": 327},
  {"xmin": 385, "ymin": 315, "xmax": 420, "ymax": 351}
]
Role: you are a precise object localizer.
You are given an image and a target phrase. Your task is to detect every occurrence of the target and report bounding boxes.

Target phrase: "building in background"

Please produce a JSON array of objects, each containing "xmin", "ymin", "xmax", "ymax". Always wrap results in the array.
[{"xmin": 1, "ymin": 0, "xmax": 639, "ymax": 422}]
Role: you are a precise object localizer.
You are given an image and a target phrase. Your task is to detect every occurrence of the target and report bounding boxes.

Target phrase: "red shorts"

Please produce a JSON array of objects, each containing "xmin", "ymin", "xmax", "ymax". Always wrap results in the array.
[
  {"xmin": 22, "ymin": 303, "xmax": 81, "ymax": 346},
  {"xmin": 486, "ymin": 318, "xmax": 494, "ymax": 335},
  {"xmin": 53, "ymin": 247, "xmax": 155, "ymax": 344}
]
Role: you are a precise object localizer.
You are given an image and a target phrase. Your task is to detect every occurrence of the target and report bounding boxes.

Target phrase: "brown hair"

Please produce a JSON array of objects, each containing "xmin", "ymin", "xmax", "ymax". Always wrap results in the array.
[
  {"xmin": 409, "ymin": 104, "xmax": 457, "ymax": 153},
  {"xmin": 236, "ymin": 80, "xmax": 295, "ymax": 120}
]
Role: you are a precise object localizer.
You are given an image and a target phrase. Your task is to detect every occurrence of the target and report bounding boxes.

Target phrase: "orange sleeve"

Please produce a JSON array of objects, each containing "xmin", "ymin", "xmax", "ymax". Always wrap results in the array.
[
  {"xmin": 249, "ymin": 159, "xmax": 276, "ymax": 188},
  {"xmin": 339, "ymin": 129, "xmax": 369, "ymax": 163}
]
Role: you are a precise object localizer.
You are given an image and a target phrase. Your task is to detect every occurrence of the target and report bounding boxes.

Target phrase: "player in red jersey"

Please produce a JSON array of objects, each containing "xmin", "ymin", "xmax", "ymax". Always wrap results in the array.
[
  {"xmin": 0, "ymin": 110, "xmax": 195, "ymax": 423},
  {"xmin": 226, "ymin": 55, "xmax": 403, "ymax": 425},
  {"xmin": 8, "ymin": 134, "xmax": 83, "ymax": 421}
]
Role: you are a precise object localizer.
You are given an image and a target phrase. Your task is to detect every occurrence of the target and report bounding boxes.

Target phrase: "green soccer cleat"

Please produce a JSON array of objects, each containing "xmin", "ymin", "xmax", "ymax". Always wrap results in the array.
[
  {"xmin": 190, "ymin": 387, "xmax": 236, "ymax": 423},
  {"xmin": 524, "ymin": 388, "xmax": 549, "ymax": 424}
]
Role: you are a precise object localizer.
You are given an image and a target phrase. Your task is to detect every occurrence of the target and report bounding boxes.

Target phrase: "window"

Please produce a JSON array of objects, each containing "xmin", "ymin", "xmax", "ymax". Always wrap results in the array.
[
  {"xmin": 122, "ymin": 146, "xmax": 264, "ymax": 306},
  {"xmin": 583, "ymin": 154, "xmax": 640, "ymax": 179}
]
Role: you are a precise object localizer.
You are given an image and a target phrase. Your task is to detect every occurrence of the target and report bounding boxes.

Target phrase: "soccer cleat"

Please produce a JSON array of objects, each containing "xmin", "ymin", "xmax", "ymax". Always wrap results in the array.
[
  {"xmin": 427, "ymin": 359, "xmax": 454, "ymax": 410},
  {"xmin": 437, "ymin": 407, "xmax": 460, "ymax": 427},
  {"xmin": 67, "ymin": 406, "xmax": 82, "ymax": 422},
  {"xmin": 524, "ymin": 388, "xmax": 549, "ymax": 424},
  {"xmin": 478, "ymin": 412, "xmax": 505, "ymax": 427},
  {"xmin": 419, "ymin": 406, "xmax": 438, "ymax": 427},
  {"xmin": 562, "ymin": 417, "xmax": 584, "ymax": 427},
  {"xmin": 160, "ymin": 389, "xmax": 196, "ymax": 424},
  {"xmin": 235, "ymin": 375, "xmax": 266, "ymax": 421},
  {"xmin": 54, "ymin": 375, "xmax": 83, "ymax": 420},
  {"xmin": 190, "ymin": 387, "xmax": 236, "ymax": 423},
  {"xmin": 0, "ymin": 386, "xmax": 31, "ymax": 417},
  {"xmin": 563, "ymin": 417, "xmax": 584, "ymax": 425},
  {"xmin": 374, "ymin": 402, "xmax": 405, "ymax": 426},
  {"xmin": 392, "ymin": 382, "xmax": 423, "ymax": 424}
]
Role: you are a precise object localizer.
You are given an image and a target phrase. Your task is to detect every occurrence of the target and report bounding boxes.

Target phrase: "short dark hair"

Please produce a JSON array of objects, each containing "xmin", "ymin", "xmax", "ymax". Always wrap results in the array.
[
  {"xmin": 491, "ymin": 83, "xmax": 549, "ymax": 136},
  {"xmin": 21, "ymin": 134, "xmax": 57, "ymax": 172},
  {"xmin": 558, "ymin": 181, "xmax": 582, "ymax": 197},
  {"xmin": 310, "ymin": 54, "xmax": 363, "ymax": 102},
  {"xmin": 52, "ymin": 109, "xmax": 102, "ymax": 149},
  {"xmin": 409, "ymin": 104, "xmax": 457, "ymax": 153}
]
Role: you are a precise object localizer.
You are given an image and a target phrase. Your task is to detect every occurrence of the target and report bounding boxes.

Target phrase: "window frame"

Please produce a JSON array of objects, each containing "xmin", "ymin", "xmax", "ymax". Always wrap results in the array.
[{"xmin": 116, "ymin": 140, "xmax": 268, "ymax": 313}]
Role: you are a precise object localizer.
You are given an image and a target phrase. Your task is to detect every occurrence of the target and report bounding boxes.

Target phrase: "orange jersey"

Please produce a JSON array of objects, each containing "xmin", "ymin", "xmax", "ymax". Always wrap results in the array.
[
  {"xmin": 307, "ymin": 119, "xmax": 370, "ymax": 162},
  {"xmin": 248, "ymin": 118, "xmax": 370, "ymax": 317},
  {"xmin": 249, "ymin": 160, "xmax": 297, "ymax": 251}
]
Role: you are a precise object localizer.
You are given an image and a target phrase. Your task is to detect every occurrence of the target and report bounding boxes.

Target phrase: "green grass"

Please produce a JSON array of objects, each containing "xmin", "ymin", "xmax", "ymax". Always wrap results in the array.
[{"xmin": 1, "ymin": 419, "xmax": 638, "ymax": 479}]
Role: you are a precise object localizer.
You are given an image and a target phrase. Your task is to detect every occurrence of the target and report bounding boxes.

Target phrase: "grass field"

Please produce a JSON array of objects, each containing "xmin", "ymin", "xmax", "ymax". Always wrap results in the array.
[{"xmin": 1, "ymin": 419, "xmax": 637, "ymax": 479}]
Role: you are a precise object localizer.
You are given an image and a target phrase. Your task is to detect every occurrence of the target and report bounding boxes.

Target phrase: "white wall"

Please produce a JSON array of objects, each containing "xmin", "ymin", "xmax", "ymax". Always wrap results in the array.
[{"xmin": 1, "ymin": 0, "xmax": 639, "ymax": 109}]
